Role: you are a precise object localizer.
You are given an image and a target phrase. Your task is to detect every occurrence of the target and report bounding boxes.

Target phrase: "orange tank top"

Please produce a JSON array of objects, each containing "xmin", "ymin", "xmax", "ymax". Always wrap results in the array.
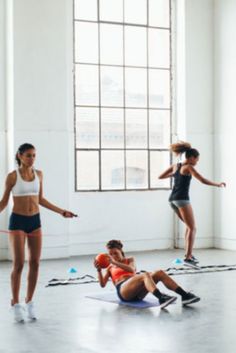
[{"xmin": 109, "ymin": 259, "xmax": 135, "ymax": 283}]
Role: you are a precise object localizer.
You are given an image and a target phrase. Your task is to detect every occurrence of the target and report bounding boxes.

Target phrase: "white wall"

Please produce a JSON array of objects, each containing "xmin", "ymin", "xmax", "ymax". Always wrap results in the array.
[
  {"xmin": 13, "ymin": 0, "xmax": 73, "ymax": 259},
  {"xmin": 214, "ymin": 0, "xmax": 236, "ymax": 249},
  {"xmin": 0, "ymin": 0, "xmax": 215, "ymax": 260},
  {"xmin": 0, "ymin": 0, "xmax": 9, "ymax": 260},
  {"xmin": 175, "ymin": 0, "xmax": 214, "ymax": 249}
]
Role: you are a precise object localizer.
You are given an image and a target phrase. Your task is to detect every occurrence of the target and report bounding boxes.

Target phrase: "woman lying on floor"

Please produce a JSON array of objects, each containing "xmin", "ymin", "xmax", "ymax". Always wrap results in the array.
[{"xmin": 94, "ymin": 240, "xmax": 200, "ymax": 309}]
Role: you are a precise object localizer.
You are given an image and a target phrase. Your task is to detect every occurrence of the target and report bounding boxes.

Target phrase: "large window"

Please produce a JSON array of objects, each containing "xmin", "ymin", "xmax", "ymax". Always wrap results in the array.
[{"xmin": 74, "ymin": 0, "xmax": 172, "ymax": 191}]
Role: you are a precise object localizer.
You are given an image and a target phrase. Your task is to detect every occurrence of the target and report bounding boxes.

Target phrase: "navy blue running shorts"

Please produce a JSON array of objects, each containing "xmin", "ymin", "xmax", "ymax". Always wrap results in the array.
[{"xmin": 9, "ymin": 213, "xmax": 41, "ymax": 234}]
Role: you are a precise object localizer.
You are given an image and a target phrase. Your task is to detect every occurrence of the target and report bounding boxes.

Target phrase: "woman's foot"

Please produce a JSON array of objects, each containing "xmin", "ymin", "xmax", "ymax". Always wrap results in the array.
[
  {"xmin": 159, "ymin": 293, "xmax": 177, "ymax": 309},
  {"xmin": 182, "ymin": 292, "xmax": 200, "ymax": 305},
  {"xmin": 25, "ymin": 301, "xmax": 37, "ymax": 320},
  {"xmin": 190, "ymin": 255, "xmax": 199, "ymax": 263},
  {"xmin": 183, "ymin": 258, "xmax": 199, "ymax": 268},
  {"xmin": 12, "ymin": 303, "xmax": 25, "ymax": 323},
  {"xmin": 184, "ymin": 255, "xmax": 199, "ymax": 264}
]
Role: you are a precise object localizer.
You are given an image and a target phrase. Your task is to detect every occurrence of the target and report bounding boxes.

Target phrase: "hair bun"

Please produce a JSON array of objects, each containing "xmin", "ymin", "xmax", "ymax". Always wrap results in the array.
[{"xmin": 106, "ymin": 239, "xmax": 123, "ymax": 250}]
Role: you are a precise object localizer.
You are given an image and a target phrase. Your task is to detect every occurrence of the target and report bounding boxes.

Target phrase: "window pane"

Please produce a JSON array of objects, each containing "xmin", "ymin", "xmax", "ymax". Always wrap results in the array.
[
  {"xmin": 100, "ymin": 0, "xmax": 123, "ymax": 22},
  {"xmin": 149, "ymin": 110, "xmax": 170, "ymax": 148},
  {"xmin": 101, "ymin": 66, "xmax": 124, "ymax": 106},
  {"xmin": 125, "ymin": 26, "xmax": 147, "ymax": 67},
  {"xmin": 75, "ymin": 22, "xmax": 98, "ymax": 63},
  {"xmin": 149, "ymin": 69, "xmax": 170, "ymax": 108},
  {"xmin": 126, "ymin": 151, "xmax": 148, "ymax": 189},
  {"xmin": 75, "ymin": 64, "xmax": 99, "ymax": 105},
  {"xmin": 74, "ymin": 0, "xmax": 97, "ymax": 21},
  {"xmin": 100, "ymin": 24, "xmax": 123, "ymax": 65},
  {"xmin": 76, "ymin": 151, "xmax": 99, "ymax": 190},
  {"xmin": 101, "ymin": 108, "xmax": 124, "ymax": 148},
  {"xmin": 125, "ymin": 68, "xmax": 147, "ymax": 107},
  {"xmin": 150, "ymin": 151, "xmax": 170, "ymax": 188},
  {"xmin": 148, "ymin": 29, "xmax": 170, "ymax": 68},
  {"xmin": 126, "ymin": 109, "xmax": 147, "ymax": 148},
  {"xmin": 124, "ymin": 0, "xmax": 147, "ymax": 25},
  {"xmin": 74, "ymin": 0, "xmax": 172, "ymax": 191},
  {"xmin": 101, "ymin": 151, "xmax": 125, "ymax": 189},
  {"xmin": 149, "ymin": 0, "xmax": 170, "ymax": 28},
  {"xmin": 76, "ymin": 107, "xmax": 99, "ymax": 148}
]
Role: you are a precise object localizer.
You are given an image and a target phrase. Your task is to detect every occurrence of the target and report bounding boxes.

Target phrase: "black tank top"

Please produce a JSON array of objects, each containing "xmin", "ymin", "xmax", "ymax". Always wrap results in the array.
[{"xmin": 169, "ymin": 163, "xmax": 192, "ymax": 201}]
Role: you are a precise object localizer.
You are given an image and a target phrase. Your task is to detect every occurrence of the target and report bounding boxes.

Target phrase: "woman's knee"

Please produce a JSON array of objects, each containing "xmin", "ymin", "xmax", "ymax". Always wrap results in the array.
[
  {"xmin": 187, "ymin": 225, "xmax": 196, "ymax": 233},
  {"xmin": 142, "ymin": 272, "xmax": 153, "ymax": 281},
  {"xmin": 152, "ymin": 270, "xmax": 165, "ymax": 280},
  {"xmin": 12, "ymin": 261, "xmax": 24, "ymax": 274},
  {"xmin": 29, "ymin": 259, "xmax": 40, "ymax": 271}
]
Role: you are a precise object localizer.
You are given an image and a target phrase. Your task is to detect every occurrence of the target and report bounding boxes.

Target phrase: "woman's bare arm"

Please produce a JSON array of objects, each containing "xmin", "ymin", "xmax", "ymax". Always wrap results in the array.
[
  {"xmin": 38, "ymin": 171, "xmax": 77, "ymax": 217},
  {"xmin": 94, "ymin": 260, "xmax": 111, "ymax": 287},
  {"xmin": 109, "ymin": 257, "xmax": 136, "ymax": 273},
  {"xmin": 0, "ymin": 173, "xmax": 16, "ymax": 212},
  {"xmin": 188, "ymin": 166, "xmax": 226, "ymax": 187},
  {"xmin": 158, "ymin": 165, "xmax": 175, "ymax": 179}
]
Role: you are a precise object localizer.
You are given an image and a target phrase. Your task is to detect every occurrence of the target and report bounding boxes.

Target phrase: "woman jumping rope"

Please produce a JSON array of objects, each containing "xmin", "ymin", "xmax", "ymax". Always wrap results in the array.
[
  {"xmin": 158, "ymin": 141, "xmax": 226, "ymax": 266},
  {"xmin": 0, "ymin": 143, "xmax": 77, "ymax": 322}
]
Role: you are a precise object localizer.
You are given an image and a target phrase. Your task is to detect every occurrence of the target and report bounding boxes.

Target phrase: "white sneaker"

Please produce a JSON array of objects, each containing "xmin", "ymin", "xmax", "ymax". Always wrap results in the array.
[
  {"xmin": 25, "ymin": 301, "xmax": 37, "ymax": 320},
  {"xmin": 12, "ymin": 303, "xmax": 25, "ymax": 323}
]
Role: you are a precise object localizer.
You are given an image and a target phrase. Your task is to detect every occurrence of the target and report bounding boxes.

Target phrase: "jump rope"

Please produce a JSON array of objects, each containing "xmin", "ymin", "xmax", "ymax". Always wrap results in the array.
[
  {"xmin": 1, "ymin": 223, "xmax": 233, "ymax": 287},
  {"xmin": 45, "ymin": 264, "xmax": 236, "ymax": 287}
]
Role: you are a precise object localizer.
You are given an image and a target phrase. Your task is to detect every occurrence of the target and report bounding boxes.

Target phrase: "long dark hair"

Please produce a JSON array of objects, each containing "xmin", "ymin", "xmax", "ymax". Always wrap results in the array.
[
  {"xmin": 15, "ymin": 143, "xmax": 35, "ymax": 166},
  {"xmin": 106, "ymin": 239, "xmax": 125, "ymax": 256},
  {"xmin": 170, "ymin": 141, "xmax": 199, "ymax": 159}
]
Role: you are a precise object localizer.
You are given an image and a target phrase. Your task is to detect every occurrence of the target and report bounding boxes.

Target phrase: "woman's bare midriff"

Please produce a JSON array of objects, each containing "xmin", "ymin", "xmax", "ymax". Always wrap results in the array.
[
  {"xmin": 12, "ymin": 195, "xmax": 40, "ymax": 216},
  {"xmin": 114, "ymin": 275, "xmax": 134, "ymax": 286}
]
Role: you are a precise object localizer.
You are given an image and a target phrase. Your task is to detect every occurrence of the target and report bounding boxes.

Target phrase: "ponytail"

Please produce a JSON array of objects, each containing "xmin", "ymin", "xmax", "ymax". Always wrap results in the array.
[
  {"xmin": 170, "ymin": 141, "xmax": 199, "ymax": 159},
  {"xmin": 170, "ymin": 141, "xmax": 191, "ymax": 155}
]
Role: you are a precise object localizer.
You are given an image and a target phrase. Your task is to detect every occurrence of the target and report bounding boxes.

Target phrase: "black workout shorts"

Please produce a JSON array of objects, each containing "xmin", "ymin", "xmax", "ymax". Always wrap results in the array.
[
  {"xmin": 9, "ymin": 213, "xmax": 41, "ymax": 234},
  {"xmin": 116, "ymin": 278, "xmax": 140, "ymax": 302}
]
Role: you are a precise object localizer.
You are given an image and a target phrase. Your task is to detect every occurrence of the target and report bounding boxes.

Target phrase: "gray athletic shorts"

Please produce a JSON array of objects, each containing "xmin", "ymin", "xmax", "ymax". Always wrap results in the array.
[{"xmin": 169, "ymin": 200, "xmax": 190, "ymax": 211}]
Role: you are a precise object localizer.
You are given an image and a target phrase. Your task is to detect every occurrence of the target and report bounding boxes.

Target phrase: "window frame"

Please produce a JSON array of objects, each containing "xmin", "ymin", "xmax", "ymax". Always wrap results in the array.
[{"xmin": 73, "ymin": 0, "xmax": 173, "ymax": 192}]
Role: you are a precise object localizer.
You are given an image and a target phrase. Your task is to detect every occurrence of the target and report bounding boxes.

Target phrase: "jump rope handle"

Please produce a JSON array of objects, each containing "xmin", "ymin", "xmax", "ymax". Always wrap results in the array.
[{"xmin": 62, "ymin": 211, "xmax": 79, "ymax": 218}]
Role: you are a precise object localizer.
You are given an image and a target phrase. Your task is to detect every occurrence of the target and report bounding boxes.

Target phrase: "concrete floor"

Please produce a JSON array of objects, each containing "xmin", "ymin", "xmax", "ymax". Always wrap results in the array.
[{"xmin": 1, "ymin": 249, "xmax": 236, "ymax": 353}]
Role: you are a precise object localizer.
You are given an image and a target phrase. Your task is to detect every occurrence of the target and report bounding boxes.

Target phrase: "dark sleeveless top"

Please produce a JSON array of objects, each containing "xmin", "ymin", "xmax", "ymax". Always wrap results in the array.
[{"xmin": 169, "ymin": 163, "xmax": 192, "ymax": 201}]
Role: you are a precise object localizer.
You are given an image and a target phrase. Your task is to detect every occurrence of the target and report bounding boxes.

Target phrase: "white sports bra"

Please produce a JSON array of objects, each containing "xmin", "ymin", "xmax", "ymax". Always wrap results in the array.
[{"xmin": 12, "ymin": 169, "xmax": 40, "ymax": 197}]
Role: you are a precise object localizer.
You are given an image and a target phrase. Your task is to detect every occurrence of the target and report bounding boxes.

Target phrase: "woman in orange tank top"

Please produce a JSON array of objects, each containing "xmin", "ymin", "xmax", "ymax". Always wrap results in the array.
[{"xmin": 94, "ymin": 240, "xmax": 200, "ymax": 309}]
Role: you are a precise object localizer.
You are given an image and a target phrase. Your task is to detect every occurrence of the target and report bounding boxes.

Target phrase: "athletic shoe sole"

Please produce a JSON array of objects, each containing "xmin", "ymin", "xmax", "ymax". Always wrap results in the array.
[
  {"xmin": 182, "ymin": 297, "xmax": 201, "ymax": 305},
  {"xmin": 183, "ymin": 261, "xmax": 200, "ymax": 270},
  {"xmin": 160, "ymin": 296, "xmax": 177, "ymax": 309},
  {"xmin": 28, "ymin": 316, "xmax": 37, "ymax": 320}
]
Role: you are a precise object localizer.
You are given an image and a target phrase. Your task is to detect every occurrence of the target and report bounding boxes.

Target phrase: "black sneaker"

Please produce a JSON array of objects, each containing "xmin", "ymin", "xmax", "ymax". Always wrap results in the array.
[
  {"xmin": 191, "ymin": 255, "xmax": 199, "ymax": 264},
  {"xmin": 159, "ymin": 294, "xmax": 177, "ymax": 309},
  {"xmin": 184, "ymin": 258, "xmax": 199, "ymax": 269},
  {"xmin": 184, "ymin": 255, "xmax": 199, "ymax": 264},
  {"xmin": 182, "ymin": 292, "xmax": 200, "ymax": 305}
]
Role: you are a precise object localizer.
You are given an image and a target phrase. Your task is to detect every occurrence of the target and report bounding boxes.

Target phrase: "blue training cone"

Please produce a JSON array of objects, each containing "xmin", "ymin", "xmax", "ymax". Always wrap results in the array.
[
  {"xmin": 173, "ymin": 258, "xmax": 183, "ymax": 265},
  {"xmin": 68, "ymin": 267, "xmax": 77, "ymax": 274}
]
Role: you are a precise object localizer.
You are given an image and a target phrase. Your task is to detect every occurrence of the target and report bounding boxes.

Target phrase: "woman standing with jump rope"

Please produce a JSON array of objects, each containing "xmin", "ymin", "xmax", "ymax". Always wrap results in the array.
[
  {"xmin": 0, "ymin": 143, "xmax": 77, "ymax": 322},
  {"xmin": 158, "ymin": 141, "xmax": 226, "ymax": 266}
]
